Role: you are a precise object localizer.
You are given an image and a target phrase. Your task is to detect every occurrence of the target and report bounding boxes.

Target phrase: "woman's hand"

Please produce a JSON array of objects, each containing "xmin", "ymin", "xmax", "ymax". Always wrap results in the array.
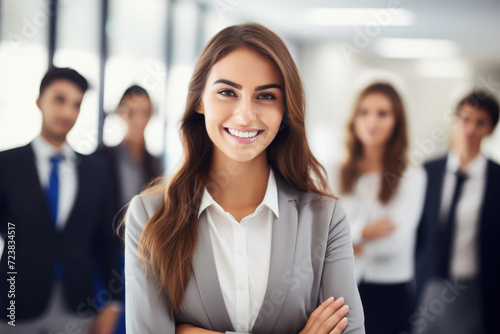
[
  {"xmin": 353, "ymin": 244, "xmax": 363, "ymax": 256},
  {"xmin": 176, "ymin": 324, "xmax": 222, "ymax": 334},
  {"xmin": 361, "ymin": 218, "xmax": 396, "ymax": 241},
  {"xmin": 299, "ymin": 296, "xmax": 349, "ymax": 334},
  {"xmin": 88, "ymin": 304, "xmax": 121, "ymax": 334}
]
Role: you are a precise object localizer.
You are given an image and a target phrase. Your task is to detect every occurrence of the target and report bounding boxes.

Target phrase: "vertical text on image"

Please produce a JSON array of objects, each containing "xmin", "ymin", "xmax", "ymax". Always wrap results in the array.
[{"xmin": 6, "ymin": 222, "xmax": 17, "ymax": 326}]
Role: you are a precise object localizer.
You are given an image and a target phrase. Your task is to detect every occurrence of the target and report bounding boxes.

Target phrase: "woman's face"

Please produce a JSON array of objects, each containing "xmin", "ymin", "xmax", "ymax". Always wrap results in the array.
[
  {"xmin": 119, "ymin": 94, "xmax": 152, "ymax": 139},
  {"xmin": 197, "ymin": 48, "xmax": 285, "ymax": 163},
  {"xmin": 354, "ymin": 92, "xmax": 396, "ymax": 149}
]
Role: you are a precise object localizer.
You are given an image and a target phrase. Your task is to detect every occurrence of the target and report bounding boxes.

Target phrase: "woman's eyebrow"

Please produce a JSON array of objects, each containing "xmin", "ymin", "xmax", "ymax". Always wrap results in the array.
[
  {"xmin": 213, "ymin": 79, "xmax": 241, "ymax": 89},
  {"xmin": 213, "ymin": 79, "xmax": 282, "ymax": 92},
  {"xmin": 255, "ymin": 84, "xmax": 282, "ymax": 91}
]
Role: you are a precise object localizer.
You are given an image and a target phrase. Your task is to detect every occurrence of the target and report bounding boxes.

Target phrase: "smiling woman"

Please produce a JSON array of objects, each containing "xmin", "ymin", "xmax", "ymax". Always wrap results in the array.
[
  {"xmin": 196, "ymin": 48, "xmax": 284, "ymax": 166},
  {"xmin": 123, "ymin": 23, "xmax": 365, "ymax": 334}
]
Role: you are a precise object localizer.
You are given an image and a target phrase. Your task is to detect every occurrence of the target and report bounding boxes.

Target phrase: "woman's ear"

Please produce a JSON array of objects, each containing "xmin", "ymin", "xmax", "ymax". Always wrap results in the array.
[{"xmin": 195, "ymin": 102, "xmax": 204, "ymax": 114}]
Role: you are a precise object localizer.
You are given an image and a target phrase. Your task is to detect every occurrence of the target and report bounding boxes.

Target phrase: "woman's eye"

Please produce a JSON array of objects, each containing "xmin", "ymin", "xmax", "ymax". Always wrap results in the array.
[
  {"xmin": 257, "ymin": 93, "xmax": 276, "ymax": 100},
  {"xmin": 218, "ymin": 89, "xmax": 236, "ymax": 97},
  {"xmin": 378, "ymin": 110, "xmax": 388, "ymax": 117}
]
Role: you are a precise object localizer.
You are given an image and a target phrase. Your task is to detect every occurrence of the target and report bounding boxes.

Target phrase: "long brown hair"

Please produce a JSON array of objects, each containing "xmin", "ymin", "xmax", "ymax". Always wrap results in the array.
[
  {"xmin": 132, "ymin": 23, "xmax": 333, "ymax": 315},
  {"xmin": 340, "ymin": 82, "xmax": 408, "ymax": 204}
]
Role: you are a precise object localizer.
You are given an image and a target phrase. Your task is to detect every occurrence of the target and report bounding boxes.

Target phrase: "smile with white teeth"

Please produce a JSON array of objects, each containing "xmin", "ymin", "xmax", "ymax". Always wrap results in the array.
[{"xmin": 227, "ymin": 128, "xmax": 259, "ymax": 138}]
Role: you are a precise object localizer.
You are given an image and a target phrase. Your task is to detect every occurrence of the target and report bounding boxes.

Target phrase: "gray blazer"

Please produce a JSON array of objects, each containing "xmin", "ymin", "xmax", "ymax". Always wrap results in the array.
[{"xmin": 125, "ymin": 172, "xmax": 365, "ymax": 333}]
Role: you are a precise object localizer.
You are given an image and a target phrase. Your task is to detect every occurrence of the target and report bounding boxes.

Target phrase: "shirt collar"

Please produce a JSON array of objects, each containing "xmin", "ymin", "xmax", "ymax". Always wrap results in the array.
[
  {"xmin": 446, "ymin": 150, "xmax": 487, "ymax": 179},
  {"xmin": 32, "ymin": 135, "xmax": 76, "ymax": 163},
  {"xmin": 197, "ymin": 166, "xmax": 280, "ymax": 219}
]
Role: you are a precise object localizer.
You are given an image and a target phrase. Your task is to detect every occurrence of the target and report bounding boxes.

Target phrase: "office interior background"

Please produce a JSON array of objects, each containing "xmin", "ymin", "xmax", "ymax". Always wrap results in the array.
[{"xmin": 1, "ymin": 0, "xmax": 500, "ymax": 176}]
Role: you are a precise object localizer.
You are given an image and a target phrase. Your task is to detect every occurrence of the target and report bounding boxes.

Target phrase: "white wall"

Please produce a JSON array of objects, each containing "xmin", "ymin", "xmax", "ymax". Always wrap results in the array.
[{"xmin": 297, "ymin": 40, "xmax": 500, "ymax": 175}]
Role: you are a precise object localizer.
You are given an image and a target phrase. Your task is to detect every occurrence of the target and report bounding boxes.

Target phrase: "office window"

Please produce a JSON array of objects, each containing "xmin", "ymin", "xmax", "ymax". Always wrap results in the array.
[
  {"xmin": 0, "ymin": 0, "xmax": 48, "ymax": 150},
  {"xmin": 54, "ymin": 0, "xmax": 101, "ymax": 154},
  {"xmin": 104, "ymin": 0, "xmax": 167, "ymax": 156}
]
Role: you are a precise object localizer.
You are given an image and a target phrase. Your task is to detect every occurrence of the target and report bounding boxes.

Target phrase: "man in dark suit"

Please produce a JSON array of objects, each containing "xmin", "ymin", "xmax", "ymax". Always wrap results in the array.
[
  {"xmin": 0, "ymin": 67, "xmax": 123, "ymax": 333},
  {"xmin": 413, "ymin": 91, "xmax": 500, "ymax": 334}
]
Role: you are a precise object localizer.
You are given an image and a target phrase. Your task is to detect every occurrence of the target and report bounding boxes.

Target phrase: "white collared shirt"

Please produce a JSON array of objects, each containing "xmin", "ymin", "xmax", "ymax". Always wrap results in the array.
[
  {"xmin": 31, "ymin": 135, "xmax": 78, "ymax": 231},
  {"xmin": 330, "ymin": 165, "xmax": 427, "ymax": 284},
  {"xmin": 197, "ymin": 167, "xmax": 278, "ymax": 333},
  {"xmin": 439, "ymin": 151, "xmax": 486, "ymax": 279}
]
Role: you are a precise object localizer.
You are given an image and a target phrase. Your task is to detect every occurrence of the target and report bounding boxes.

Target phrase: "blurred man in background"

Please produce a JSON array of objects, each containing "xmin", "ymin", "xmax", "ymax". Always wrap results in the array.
[
  {"xmin": 0, "ymin": 67, "xmax": 123, "ymax": 334},
  {"xmin": 414, "ymin": 91, "xmax": 500, "ymax": 334}
]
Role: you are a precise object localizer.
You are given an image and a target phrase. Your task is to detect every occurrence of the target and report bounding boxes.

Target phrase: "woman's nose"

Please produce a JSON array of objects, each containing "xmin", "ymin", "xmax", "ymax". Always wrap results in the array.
[{"xmin": 234, "ymin": 99, "xmax": 257, "ymax": 124}]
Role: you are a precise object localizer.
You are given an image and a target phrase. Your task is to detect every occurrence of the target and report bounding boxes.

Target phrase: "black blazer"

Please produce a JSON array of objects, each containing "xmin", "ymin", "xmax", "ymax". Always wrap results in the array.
[
  {"xmin": 415, "ymin": 155, "xmax": 500, "ymax": 334},
  {"xmin": 0, "ymin": 143, "xmax": 123, "ymax": 321},
  {"xmin": 93, "ymin": 144, "xmax": 163, "ymax": 220}
]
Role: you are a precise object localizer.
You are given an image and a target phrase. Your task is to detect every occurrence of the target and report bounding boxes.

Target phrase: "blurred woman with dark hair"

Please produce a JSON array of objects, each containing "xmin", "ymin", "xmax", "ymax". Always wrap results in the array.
[
  {"xmin": 93, "ymin": 85, "xmax": 163, "ymax": 333},
  {"xmin": 330, "ymin": 83, "xmax": 426, "ymax": 334},
  {"xmin": 95, "ymin": 85, "xmax": 163, "ymax": 219}
]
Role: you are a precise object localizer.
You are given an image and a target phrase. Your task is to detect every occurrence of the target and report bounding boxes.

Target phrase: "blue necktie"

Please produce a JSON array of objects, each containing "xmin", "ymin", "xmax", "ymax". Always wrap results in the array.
[
  {"xmin": 46, "ymin": 154, "xmax": 64, "ymax": 226},
  {"xmin": 46, "ymin": 154, "xmax": 64, "ymax": 278}
]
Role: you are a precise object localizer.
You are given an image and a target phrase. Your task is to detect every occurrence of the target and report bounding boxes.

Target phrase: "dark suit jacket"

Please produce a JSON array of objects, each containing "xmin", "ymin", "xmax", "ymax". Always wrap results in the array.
[
  {"xmin": 415, "ymin": 155, "xmax": 500, "ymax": 334},
  {"xmin": 93, "ymin": 144, "xmax": 163, "ymax": 221},
  {"xmin": 0, "ymin": 142, "xmax": 123, "ymax": 321}
]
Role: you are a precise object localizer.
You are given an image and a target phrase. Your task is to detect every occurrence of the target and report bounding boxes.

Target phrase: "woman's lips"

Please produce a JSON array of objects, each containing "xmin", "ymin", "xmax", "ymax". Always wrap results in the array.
[{"xmin": 224, "ymin": 127, "xmax": 264, "ymax": 144}]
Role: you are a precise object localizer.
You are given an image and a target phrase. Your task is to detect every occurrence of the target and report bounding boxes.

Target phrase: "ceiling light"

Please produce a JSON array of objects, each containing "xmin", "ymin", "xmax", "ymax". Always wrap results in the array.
[
  {"xmin": 305, "ymin": 8, "xmax": 415, "ymax": 26},
  {"xmin": 373, "ymin": 38, "xmax": 460, "ymax": 59},
  {"xmin": 415, "ymin": 59, "xmax": 471, "ymax": 78}
]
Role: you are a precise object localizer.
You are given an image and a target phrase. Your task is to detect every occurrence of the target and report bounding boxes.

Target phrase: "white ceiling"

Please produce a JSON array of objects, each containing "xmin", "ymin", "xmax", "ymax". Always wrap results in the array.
[{"xmin": 191, "ymin": 0, "xmax": 500, "ymax": 66}]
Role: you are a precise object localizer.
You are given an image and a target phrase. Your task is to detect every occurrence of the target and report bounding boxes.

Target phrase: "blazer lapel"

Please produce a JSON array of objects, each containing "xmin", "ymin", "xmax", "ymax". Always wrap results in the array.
[
  {"xmin": 63, "ymin": 154, "xmax": 87, "ymax": 234},
  {"xmin": 24, "ymin": 143, "xmax": 54, "ymax": 228},
  {"xmin": 251, "ymin": 172, "xmax": 299, "ymax": 333},
  {"xmin": 478, "ymin": 160, "xmax": 498, "ymax": 260},
  {"xmin": 191, "ymin": 171, "xmax": 300, "ymax": 333},
  {"xmin": 192, "ymin": 211, "xmax": 234, "ymax": 331},
  {"xmin": 428, "ymin": 156, "xmax": 447, "ymax": 225}
]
